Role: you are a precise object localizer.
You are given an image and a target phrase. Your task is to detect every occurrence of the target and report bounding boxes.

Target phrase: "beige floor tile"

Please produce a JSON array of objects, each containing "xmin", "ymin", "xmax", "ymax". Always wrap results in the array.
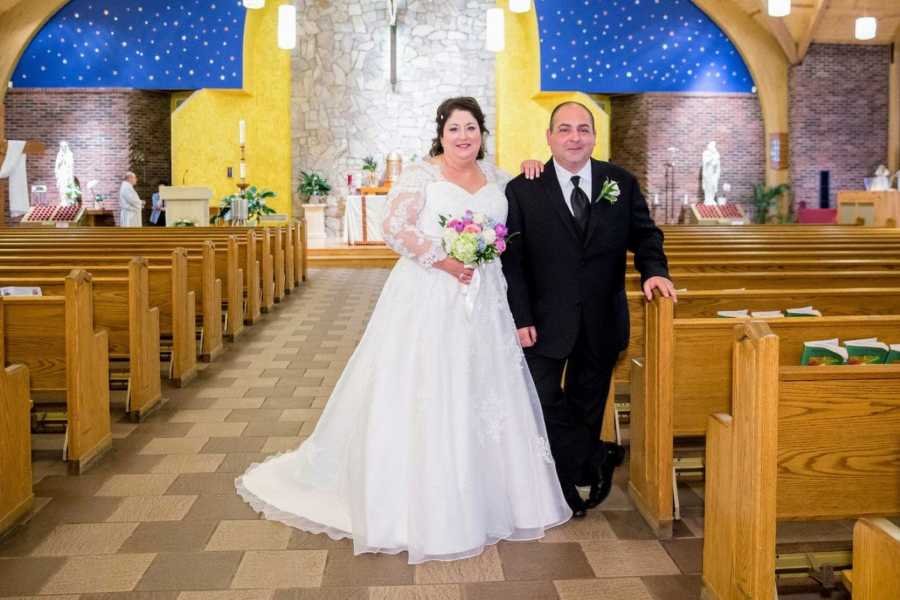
[
  {"xmin": 95, "ymin": 474, "xmax": 177, "ymax": 497},
  {"xmin": 106, "ymin": 496, "xmax": 197, "ymax": 522},
  {"xmin": 31, "ymin": 523, "xmax": 139, "ymax": 556},
  {"xmin": 186, "ymin": 423, "xmax": 248, "ymax": 438},
  {"xmin": 40, "ymin": 554, "xmax": 156, "ymax": 594},
  {"xmin": 231, "ymin": 550, "xmax": 328, "ymax": 589},
  {"xmin": 541, "ymin": 510, "xmax": 617, "ymax": 543},
  {"xmin": 580, "ymin": 540, "xmax": 681, "ymax": 578},
  {"xmin": 179, "ymin": 592, "xmax": 274, "ymax": 600},
  {"xmin": 169, "ymin": 409, "xmax": 233, "ymax": 423},
  {"xmin": 261, "ymin": 436, "xmax": 303, "ymax": 453},
  {"xmin": 414, "ymin": 546, "xmax": 504, "ymax": 584},
  {"xmin": 208, "ymin": 398, "xmax": 266, "ymax": 410},
  {"xmin": 231, "ymin": 377, "xmax": 280, "ymax": 388},
  {"xmin": 112, "ymin": 423, "xmax": 140, "ymax": 439},
  {"xmin": 280, "ymin": 409, "xmax": 322, "ymax": 422},
  {"xmin": 151, "ymin": 454, "xmax": 227, "ymax": 474},
  {"xmin": 139, "ymin": 437, "xmax": 210, "ymax": 455},
  {"xmin": 205, "ymin": 520, "xmax": 293, "ymax": 551},
  {"xmin": 197, "ymin": 387, "xmax": 252, "ymax": 399},
  {"xmin": 555, "ymin": 577, "xmax": 655, "ymax": 600},
  {"xmin": 369, "ymin": 585, "xmax": 461, "ymax": 600}
]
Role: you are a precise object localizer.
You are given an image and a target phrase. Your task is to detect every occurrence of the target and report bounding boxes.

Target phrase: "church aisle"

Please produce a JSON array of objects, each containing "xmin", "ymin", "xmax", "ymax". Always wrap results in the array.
[{"xmin": 0, "ymin": 269, "xmax": 702, "ymax": 600}]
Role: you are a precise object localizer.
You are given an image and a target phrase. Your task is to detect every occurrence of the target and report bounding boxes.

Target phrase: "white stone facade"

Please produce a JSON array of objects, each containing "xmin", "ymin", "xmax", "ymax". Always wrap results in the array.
[{"xmin": 292, "ymin": 0, "xmax": 497, "ymax": 228}]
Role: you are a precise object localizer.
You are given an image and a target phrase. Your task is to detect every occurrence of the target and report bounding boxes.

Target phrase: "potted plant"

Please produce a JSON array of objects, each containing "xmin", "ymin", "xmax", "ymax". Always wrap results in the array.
[
  {"xmin": 211, "ymin": 185, "xmax": 278, "ymax": 224},
  {"xmin": 297, "ymin": 171, "xmax": 331, "ymax": 204},
  {"xmin": 362, "ymin": 156, "xmax": 378, "ymax": 186},
  {"xmin": 748, "ymin": 183, "xmax": 791, "ymax": 224}
]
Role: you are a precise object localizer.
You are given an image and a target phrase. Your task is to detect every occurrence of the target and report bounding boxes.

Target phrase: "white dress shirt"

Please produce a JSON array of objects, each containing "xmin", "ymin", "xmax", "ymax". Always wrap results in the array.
[{"xmin": 553, "ymin": 159, "xmax": 592, "ymax": 216}]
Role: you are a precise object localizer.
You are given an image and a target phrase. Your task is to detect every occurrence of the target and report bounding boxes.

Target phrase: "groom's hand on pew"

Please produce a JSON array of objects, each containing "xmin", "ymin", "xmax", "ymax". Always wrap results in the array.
[
  {"xmin": 643, "ymin": 276, "xmax": 678, "ymax": 303},
  {"xmin": 517, "ymin": 326, "xmax": 538, "ymax": 348}
]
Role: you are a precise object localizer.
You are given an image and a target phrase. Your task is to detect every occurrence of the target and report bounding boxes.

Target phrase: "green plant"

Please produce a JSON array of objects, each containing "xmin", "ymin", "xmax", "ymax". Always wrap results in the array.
[
  {"xmin": 748, "ymin": 183, "xmax": 791, "ymax": 224},
  {"xmin": 362, "ymin": 156, "xmax": 378, "ymax": 173},
  {"xmin": 173, "ymin": 219, "xmax": 196, "ymax": 227},
  {"xmin": 297, "ymin": 171, "xmax": 331, "ymax": 198},
  {"xmin": 63, "ymin": 182, "xmax": 81, "ymax": 205},
  {"xmin": 211, "ymin": 185, "xmax": 277, "ymax": 224}
]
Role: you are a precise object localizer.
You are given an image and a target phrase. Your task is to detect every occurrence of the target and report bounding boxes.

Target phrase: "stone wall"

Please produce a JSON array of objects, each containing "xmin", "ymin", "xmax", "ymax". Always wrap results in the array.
[
  {"xmin": 610, "ymin": 93, "xmax": 765, "ymax": 223},
  {"xmin": 292, "ymin": 0, "xmax": 496, "ymax": 232},
  {"xmin": 789, "ymin": 44, "xmax": 890, "ymax": 208}
]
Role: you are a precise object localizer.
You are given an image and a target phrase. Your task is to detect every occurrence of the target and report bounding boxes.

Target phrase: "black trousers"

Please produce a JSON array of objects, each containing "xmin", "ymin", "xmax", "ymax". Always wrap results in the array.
[{"xmin": 525, "ymin": 322, "xmax": 616, "ymax": 489}]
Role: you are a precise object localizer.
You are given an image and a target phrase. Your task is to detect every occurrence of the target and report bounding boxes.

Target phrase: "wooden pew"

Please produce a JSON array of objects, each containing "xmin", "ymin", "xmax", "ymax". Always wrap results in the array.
[
  {"xmin": 843, "ymin": 518, "xmax": 900, "ymax": 600},
  {"xmin": 631, "ymin": 301, "xmax": 900, "ymax": 538},
  {"xmin": 626, "ymin": 270, "xmax": 900, "ymax": 292},
  {"xmin": 701, "ymin": 322, "xmax": 900, "ymax": 599},
  {"xmin": 0, "ymin": 251, "xmax": 194, "ymax": 390},
  {"xmin": 0, "ymin": 362, "xmax": 31, "ymax": 537},
  {"xmin": 1, "ymin": 271, "xmax": 111, "ymax": 473}
]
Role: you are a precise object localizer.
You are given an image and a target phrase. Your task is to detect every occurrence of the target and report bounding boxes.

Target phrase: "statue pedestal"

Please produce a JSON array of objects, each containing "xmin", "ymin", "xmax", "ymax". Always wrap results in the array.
[
  {"xmin": 303, "ymin": 203, "xmax": 326, "ymax": 241},
  {"xmin": 160, "ymin": 186, "xmax": 213, "ymax": 227}
]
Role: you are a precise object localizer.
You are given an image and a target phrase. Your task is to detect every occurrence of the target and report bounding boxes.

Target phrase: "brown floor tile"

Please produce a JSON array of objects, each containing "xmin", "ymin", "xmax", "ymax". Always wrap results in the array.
[
  {"xmin": 0, "ymin": 514, "xmax": 59, "ymax": 557},
  {"xmin": 661, "ymin": 539, "xmax": 703, "ymax": 574},
  {"xmin": 33, "ymin": 475, "xmax": 110, "ymax": 498},
  {"xmin": 601, "ymin": 511, "xmax": 658, "ymax": 540},
  {"xmin": 40, "ymin": 553, "xmax": 156, "ymax": 594},
  {"xmin": 168, "ymin": 473, "xmax": 242, "ymax": 495},
  {"xmin": 31, "ymin": 522, "xmax": 138, "ymax": 556},
  {"xmin": 287, "ymin": 530, "xmax": 354, "ymax": 550},
  {"xmin": 641, "ymin": 574, "xmax": 703, "ymax": 600},
  {"xmin": 368, "ymin": 585, "xmax": 461, "ymax": 600},
  {"xmin": 135, "ymin": 552, "xmax": 244, "ymax": 591},
  {"xmin": 186, "ymin": 423, "xmax": 248, "ymax": 438},
  {"xmin": 0, "ymin": 556, "xmax": 67, "ymax": 595},
  {"xmin": 463, "ymin": 580, "xmax": 558, "ymax": 600},
  {"xmin": 243, "ymin": 386, "xmax": 298, "ymax": 398},
  {"xmin": 202, "ymin": 437, "xmax": 267, "ymax": 454},
  {"xmin": 205, "ymin": 520, "xmax": 293, "ymax": 551},
  {"xmin": 241, "ymin": 421, "xmax": 303, "ymax": 437},
  {"xmin": 169, "ymin": 409, "xmax": 233, "ymax": 424},
  {"xmin": 31, "ymin": 496, "xmax": 125, "ymax": 525},
  {"xmin": 261, "ymin": 396, "xmax": 314, "ymax": 410},
  {"xmin": 775, "ymin": 520, "xmax": 854, "ymax": 543},
  {"xmin": 139, "ymin": 437, "xmax": 210, "ymax": 455},
  {"xmin": 120, "ymin": 521, "xmax": 218, "ymax": 553},
  {"xmin": 581, "ymin": 541, "xmax": 680, "ymax": 578},
  {"xmin": 225, "ymin": 409, "xmax": 285, "ymax": 423},
  {"xmin": 178, "ymin": 591, "xmax": 274, "ymax": 600},
  {"xmin": 111, "ymin": 434, "xmax": 158, "ymax": 453},
  {"xmin": 554, "ymin": 577, "xmax": 655, "ymax": 600},
  {"xmin": 90, "ymin": 453, "xmax": 167, "ymax": 476},
  {"xmin": 216, "ymin": 453, "xmax": 270, "ymax": 474},
  {"xmin": 415, "ymin": 546, "xmax": 505, "ymax": 584},
  {"xmin": 183, "ymin": 495, "xmax": 260, "ymax": 521},
  {"xmin": 321, "ymin": 549, "xmax": 415, "ymax": 587},
  {"xmin": 133, "ymin": 422, "xmax": 197, "ymax": 438},
  {"xmin": 497, "ymin": 541, "xmax": 594, "ymax": 582},
  {"xmin": 208, "ymin": 398, "xmax": 267, "ymax": 410},
  {"xmin": 81, "ymin": 591, "xmax": 180, "ymax": 600},
  {"xmin": 231, "ymin": 550, "xmax": 328, "ymax": 589}
]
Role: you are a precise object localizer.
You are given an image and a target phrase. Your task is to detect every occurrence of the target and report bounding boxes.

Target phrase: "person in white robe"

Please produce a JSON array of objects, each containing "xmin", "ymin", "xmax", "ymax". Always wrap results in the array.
[{"xmin": 118, "ymin": 172, "xmax": 144, "ymax": 227}]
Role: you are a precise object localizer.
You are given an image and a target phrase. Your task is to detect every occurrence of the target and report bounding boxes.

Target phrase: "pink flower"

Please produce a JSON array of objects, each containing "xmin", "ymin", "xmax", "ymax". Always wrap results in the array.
[
  {"xmin": 463, "ymin": 223, "xmax": 482, "ymax": 234},
  {"xmin": 496, "ymin": 239, "xmax": 507, "ymax": 253},
  {"xmin": 450, "ymin": 220, "xmax": 465, "ymax": 233},
  {"xmin": 494, "ymin": 223, "xmax": 508, "ymax": 237}
]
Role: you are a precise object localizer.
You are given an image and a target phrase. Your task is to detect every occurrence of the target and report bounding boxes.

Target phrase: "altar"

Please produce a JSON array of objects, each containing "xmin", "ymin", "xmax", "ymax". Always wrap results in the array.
[
  {"xmin": 837, "ymin": 190, "xmax": 900, "ymax": 227},
  {"xmin": 344, "ymin": 193, "xmax": 388, "ymax": 245}
]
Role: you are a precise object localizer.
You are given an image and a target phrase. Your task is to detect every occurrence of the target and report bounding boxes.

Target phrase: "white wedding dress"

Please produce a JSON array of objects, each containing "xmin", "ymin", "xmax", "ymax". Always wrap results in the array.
[{"xmin": 236, "ymin": 160, "xmax": 571, "ymax": 564}]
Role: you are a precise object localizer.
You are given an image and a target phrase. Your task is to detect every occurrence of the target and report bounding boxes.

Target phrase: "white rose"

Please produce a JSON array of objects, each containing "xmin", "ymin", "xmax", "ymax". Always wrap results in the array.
[
  {"xmin": 472, "ymin": 213, "xmax": 486, "ymax": 225},
  {"xmin": 482, "ymin": 228, "xmax": 497, "ymax": 244},
  {"xmin": 442, "ymin": 229, "xmax": 459, "ymax": 247}
]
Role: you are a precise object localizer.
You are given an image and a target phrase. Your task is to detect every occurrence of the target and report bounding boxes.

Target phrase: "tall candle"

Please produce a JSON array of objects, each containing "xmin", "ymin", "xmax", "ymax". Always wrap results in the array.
[
  {"xmin": 239, "ymin": 161, "xmax": 247, "ymax": 179},
  {"xmin": 239, "ymin": 120, "xmax": 246, "ymax": 146}
]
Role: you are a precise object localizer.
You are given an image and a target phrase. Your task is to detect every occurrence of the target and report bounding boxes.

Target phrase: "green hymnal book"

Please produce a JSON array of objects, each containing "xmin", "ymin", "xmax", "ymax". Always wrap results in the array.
[
  {"xmin": 885, "ymin": 344, "xmax": 900, "ymax": 364},
  {"xmin": 750, "ymin": 310, "xmax": 784, "ymax": 318},
  {"xmin": 845, "ymin": 338, "xmax": 889, "ymax": 365},
  {"xmin": 785, "ymin": 306, "xmax": 822, "ymax": 317},
  {"xmin": 717, "ymin": 309, "xmax": 748, "ymax": 318},
  {"xmin": 801, "ymin": 338, "xmax": 847, "ymax": 366}
]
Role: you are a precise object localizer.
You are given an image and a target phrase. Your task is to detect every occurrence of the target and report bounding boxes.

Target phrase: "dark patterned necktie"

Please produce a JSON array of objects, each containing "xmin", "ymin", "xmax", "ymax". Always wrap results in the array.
[{"xmin": 570, "ymin": 175, "xmax": 590, "ymax": 233}]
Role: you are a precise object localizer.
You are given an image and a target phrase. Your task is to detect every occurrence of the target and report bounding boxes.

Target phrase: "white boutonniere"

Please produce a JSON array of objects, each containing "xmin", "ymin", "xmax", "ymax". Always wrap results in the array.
[{"xmin": 598, "ymin": 178, "xmax": 620, "ymax": 204}]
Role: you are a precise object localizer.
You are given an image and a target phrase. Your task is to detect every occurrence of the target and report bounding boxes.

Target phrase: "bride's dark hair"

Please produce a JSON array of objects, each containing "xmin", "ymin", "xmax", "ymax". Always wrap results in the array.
[{"xmin": 429, "ymin": 97, "xmax": 489, "ymax": 160}]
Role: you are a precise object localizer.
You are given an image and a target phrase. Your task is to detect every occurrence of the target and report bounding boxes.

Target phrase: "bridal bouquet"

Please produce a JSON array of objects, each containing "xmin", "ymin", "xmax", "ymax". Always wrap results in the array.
[{"xmin": 439, "ymin": 210, "xmax": 510, "ymax": 266}]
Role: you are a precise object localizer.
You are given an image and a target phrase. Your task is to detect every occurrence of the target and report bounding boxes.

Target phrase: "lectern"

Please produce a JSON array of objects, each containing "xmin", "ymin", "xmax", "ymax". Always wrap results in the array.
[{"xmin": 159, "ymin": 186, "xmax": 214, "ymax": 227}]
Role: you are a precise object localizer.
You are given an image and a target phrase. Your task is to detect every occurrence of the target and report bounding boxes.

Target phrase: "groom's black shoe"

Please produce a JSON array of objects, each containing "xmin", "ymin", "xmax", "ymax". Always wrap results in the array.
[
  {"xmin": 562, "ymin": 485, "xmax": 588, "ymax": 519},
  {"xmin": 585, "ymin": 443, "xmax": 626, "ymax": 509}
]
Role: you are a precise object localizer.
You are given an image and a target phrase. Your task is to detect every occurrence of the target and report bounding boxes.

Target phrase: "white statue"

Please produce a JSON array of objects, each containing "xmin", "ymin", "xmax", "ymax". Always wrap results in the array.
[
  {"xmin": 895, "ymin": 170, "xmax": 900, "ymax": 192},
  {"xmin": 870, "ymin": 164, "xmax": 891, "ymax": 191},
  {"xmin": 54, "ymin": 141, "xmax": 75, "ymax": 205},
  {"xmin": 702, "ymin": 141, "xmax": 721, "ymax": 206}
]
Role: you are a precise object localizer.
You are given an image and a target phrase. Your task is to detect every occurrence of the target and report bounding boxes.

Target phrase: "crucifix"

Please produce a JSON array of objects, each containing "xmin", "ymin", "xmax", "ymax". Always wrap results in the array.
[
  {"xmin": 0, "ymin": 104, "xmax": 46, "ymax": 226},
  {"xmin": 388, "ymin": 0, "xmax": 400, "ymax": 92}
]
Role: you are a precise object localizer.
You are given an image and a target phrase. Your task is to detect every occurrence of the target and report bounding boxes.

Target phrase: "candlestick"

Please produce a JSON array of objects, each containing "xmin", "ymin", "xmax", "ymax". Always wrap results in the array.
[
  {"xmin": 239, "ymin": 161, "xmax": 247, "ymax": 180},
  {"xmin": 239, "ymin": 120, "xmax": 246, "ymax": 146}
]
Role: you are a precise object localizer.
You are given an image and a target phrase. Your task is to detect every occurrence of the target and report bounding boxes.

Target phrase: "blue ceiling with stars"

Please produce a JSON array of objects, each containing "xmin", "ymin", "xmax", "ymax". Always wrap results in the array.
[
  {"xmin": 536, "ymin": 0, "xmax": 754, "ymax": 94},
  {"xmin": 12, "ymin": 0, "xmax": 246, "ymax": 90}
]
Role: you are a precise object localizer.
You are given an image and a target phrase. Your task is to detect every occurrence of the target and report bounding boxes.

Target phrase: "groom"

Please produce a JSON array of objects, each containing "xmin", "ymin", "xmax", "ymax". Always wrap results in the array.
[{"xmin": 502, "ymin": 102, "xmax": 676, "ymax": 517}]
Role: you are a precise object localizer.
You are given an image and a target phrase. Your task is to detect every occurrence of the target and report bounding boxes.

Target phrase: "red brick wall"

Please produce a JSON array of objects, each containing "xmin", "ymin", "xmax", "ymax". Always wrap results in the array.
[
  {"xmin": 610, "ymin": 93, "xmax": 765, "ymax": 224},
  {"xmin": 3, "ymin": 88, "xmax": 171, "ymax": 222},
  {"xmin": 789, "ymin": 44, "xmax": 890, "ymax": 208}
]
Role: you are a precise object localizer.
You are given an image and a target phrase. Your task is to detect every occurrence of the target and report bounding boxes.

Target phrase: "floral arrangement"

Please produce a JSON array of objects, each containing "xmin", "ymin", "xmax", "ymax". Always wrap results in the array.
[
  {"xmin": 211, "ymin": 185, "xmax": 277, "ymax": 224},
  {"xmin": 439, "ymin": 210, "xmax": 511, "ymax": 266},
  {"xmin": 598, "ymin": 178, "xmax": 620, "ymax": 204}
]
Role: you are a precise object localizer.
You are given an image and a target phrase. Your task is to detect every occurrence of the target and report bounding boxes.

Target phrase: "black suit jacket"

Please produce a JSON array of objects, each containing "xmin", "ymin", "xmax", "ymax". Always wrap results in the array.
[{"xmin": 501, "ymin": 158, "xmax": 669, "ymax": 360}]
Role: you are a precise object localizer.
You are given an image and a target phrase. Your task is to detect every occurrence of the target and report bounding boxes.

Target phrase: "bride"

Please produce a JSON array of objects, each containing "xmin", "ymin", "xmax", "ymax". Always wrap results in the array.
[{"xmin": 236, "ymin": 97, "xmax": 571, "ymax": 564}]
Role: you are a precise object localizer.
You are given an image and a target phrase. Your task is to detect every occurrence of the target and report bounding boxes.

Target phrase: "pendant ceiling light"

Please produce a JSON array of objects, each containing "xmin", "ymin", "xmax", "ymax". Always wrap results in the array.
[
  {"xmin": 243, "ymin": 0, "xmax": 265, "ymax": 9},
  {"xmin": 767, "ymin": 0, "xmax": 790, "ymax": 18},
  {"xmin": 509, "ymin": 0, "xmax": 531, "ymax": 13},
  {"xmin": 486, "ymin": 8, "xmax": 504, "ymax": 52},
  {"xmin": 278, "ymin": 4, "xmax": 296, "ymax": 50},
  {"xmin": 855, "ymin": 16, "xmax": 877, "ymax": 41}
]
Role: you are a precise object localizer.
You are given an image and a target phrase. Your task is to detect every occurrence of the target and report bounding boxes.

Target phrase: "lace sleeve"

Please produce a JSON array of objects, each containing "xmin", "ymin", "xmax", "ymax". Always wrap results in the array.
[
  {"xmin": 382, "ymin": 164, "xmax": 447, "ymax": 268},
  {"xmin": 480, "ymin": 160, "xmax": 512, "ymax": 193}
]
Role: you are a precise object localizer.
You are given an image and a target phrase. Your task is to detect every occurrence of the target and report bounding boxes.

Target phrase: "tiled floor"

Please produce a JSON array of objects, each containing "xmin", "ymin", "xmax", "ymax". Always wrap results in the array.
[{"xmin": 0, "ymin": 269, "xmax": 849, "ymax": 599}]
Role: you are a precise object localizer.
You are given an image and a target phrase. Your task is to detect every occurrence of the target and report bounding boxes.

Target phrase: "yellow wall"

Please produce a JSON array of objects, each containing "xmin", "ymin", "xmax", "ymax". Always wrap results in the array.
[
  {"xmin": 171, "ymin": 3, "xmax": 291, "ymax": 216},
  {"xmin": 495, "ymin": 2, "xmax": 610, "ymax": 174}
]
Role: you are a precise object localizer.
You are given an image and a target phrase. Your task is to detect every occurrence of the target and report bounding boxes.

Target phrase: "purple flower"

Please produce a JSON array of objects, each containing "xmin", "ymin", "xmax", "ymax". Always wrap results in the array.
[
  {"xmin": 494, "ymin": 223, "xmax": 508, "ymax": 238},
  {"xmin": 496, "ymin": 239, "xmax": 507, "ymax": 253},
  {"xmin": 452, "ymin": 220, "xmax": 465, "ymax": 232}
]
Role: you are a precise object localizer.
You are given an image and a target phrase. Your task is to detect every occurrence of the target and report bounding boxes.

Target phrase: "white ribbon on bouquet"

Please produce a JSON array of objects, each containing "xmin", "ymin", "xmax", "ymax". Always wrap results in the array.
[{"xmin": 459, "ymin": 264, "xmax": 481, "ymax": 319}]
